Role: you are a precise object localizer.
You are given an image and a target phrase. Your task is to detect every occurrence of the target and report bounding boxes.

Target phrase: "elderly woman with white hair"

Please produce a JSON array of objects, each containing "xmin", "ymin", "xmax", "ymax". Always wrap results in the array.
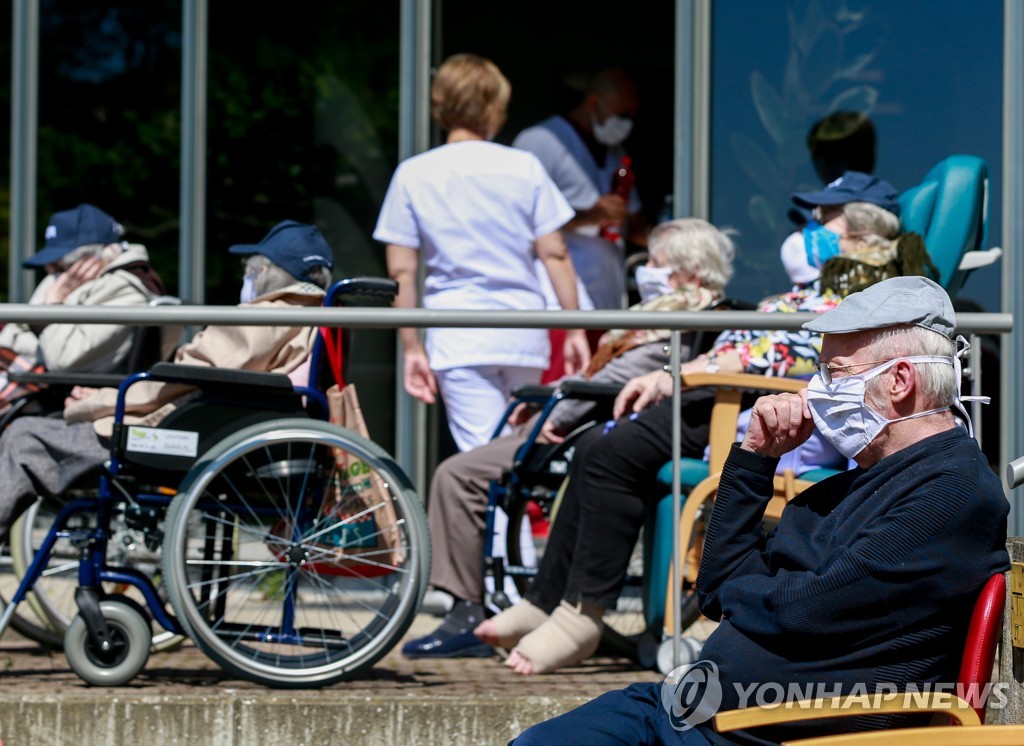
[{"xmin": 402, "ymin": 217, "xmax": 738, "ymax": 660}]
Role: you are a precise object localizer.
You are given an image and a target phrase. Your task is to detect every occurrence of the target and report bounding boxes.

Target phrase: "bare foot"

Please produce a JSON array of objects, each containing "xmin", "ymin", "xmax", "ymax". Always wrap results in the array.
[
  {"xmin": 505, "ymin": 650, "xmax": 535, "ymax": 675},
  {"xmin": 474, "ymin": 619, "xmax": 500, "ymax": 646},
  {"xmin": 473, "ymin": 599, "xmax": 549, "ymax": 649},
  {"xmin": 503, "ymin": 601, "xmax": 603, "ymax": 675}
]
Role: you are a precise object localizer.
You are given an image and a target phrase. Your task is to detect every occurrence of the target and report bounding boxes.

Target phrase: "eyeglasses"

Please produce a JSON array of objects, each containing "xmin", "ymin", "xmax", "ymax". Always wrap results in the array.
[{"xmin": 816, "ymin": 359, "xmax": 892, "ymax": 385}]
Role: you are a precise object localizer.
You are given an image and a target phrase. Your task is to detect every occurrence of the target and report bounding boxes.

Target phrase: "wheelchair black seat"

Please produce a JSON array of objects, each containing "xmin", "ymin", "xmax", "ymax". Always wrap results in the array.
[{"xmin": 114, "ymin": 363, "xmax": 307, "ymax": 476}]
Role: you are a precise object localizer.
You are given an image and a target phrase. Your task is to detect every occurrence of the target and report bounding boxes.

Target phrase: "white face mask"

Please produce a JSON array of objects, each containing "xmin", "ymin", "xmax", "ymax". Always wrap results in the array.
[
  {"xmin": 634, "ymin": 265, "xmax": 675, "ymax": 303},
  {"xmin": 805, "ymin": 356, "xmax": 954, "ymax": 460},
  {"xmin": 240, "ymin": 274, "xmax": 258, "ymax": 303},
  {"xmin": 592, "ymin": 114, "xmax": 633, "ymax": 146}
]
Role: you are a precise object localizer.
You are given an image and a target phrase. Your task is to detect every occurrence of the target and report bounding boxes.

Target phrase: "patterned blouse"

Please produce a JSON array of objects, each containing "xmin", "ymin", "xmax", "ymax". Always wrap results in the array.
[{"xmin": 709, "ymin": 283, "xmax": 842, "ymax": 378}]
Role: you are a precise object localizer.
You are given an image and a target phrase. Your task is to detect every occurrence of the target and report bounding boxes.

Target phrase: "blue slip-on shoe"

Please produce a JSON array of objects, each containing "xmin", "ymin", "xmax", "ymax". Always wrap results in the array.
[{"xmin": 402, "ymin": 627, "xmax": 494, "ymax": 658}]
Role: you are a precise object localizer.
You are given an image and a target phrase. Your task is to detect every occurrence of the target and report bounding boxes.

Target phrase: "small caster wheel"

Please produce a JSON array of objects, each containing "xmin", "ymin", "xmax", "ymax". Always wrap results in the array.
[
  {"xmin": 490, "ymin": 590, "xmax": 512, "ymax": 610},
  {"xmin": 64, "ymin": 596, "xmax": 151, "ymax": 686},
  {"xmin": 657, "ymin": 635, "xmax": 704, "ymax": 675}
]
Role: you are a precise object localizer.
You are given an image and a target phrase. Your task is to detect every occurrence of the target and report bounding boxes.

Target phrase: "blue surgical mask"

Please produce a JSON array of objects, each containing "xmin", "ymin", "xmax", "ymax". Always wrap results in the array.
[
  {"xmin": 634, "ymin": 265, "xmax": 674, "ymax": 303},
  {"xmin": 240, "ymin": 274, "xmax": 258, "ymax": 303},
  {"xmin": 805, "ymin": 356, "xmax": 954, "ymax": 460},
  {"xmin": 802, "ymin": 220, "xmax": 843, "ymax": 269}
]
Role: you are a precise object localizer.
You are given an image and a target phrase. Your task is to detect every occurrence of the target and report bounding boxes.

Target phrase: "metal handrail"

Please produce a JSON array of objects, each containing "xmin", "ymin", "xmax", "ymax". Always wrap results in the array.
[
  {"xmin": 0, "ymin": 303, "xmax": 1012, "ymax": 334},
  {"xmin": 1, "ymin": 300, "xmax": 1012, "ymax": 671}
]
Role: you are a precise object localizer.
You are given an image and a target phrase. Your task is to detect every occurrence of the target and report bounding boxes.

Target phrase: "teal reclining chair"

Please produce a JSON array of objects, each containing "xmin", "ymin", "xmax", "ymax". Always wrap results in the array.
[
  {"xmin": 898, "ymin": 154, "xmax": 999, "ymax": 296},
  {"xmin": 644, "ymin": 154, "xmax": 999, "ymax": 652}
]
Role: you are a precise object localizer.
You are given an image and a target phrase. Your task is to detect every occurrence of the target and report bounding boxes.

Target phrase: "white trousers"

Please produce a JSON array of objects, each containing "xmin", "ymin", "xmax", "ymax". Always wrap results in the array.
[
  {"xmin": 435, "ymin": 364, "xmax": 542, "ymax": 606},
  {"xmin": 434, "ymin": 365, "xmax": 543, "ymax": 452}
]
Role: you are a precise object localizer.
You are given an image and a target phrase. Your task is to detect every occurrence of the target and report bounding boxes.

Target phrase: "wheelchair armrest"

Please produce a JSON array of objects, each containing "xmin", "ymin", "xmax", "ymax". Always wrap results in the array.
[
  {"xmin": 326, "ymin": 277, "xmax": 399, "ymax": 306},
  {"xmin": 707, "ymin": 296, "xmax": 757, "ymax": 312},
  {"xmin": 7, "ymin": 370, "xmax": 126, "ymax": 388},
  {"xmin": 558, "ymin": 379, "xmax": 624, "ymax": 400},
  {"xmin": 146, "ymin": 362, "xmax": 295, "ymax": 391},
  {"xmin": 510, "ymin": 384, "xmax": 558, "ymax": 399}
]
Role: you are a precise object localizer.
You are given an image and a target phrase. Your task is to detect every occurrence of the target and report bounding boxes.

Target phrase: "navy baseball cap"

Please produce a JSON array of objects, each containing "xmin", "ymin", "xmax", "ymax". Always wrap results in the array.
[
  {"xmin": 790, "ymin": 171, "xmax": 901, "ymax": 217},
  {"xmin": 229, "ymin": 220, "xmax": 334, "ymax": 282},
  {"xmin": 24, "ymin": 204, "xmax": 124, "ymax": 268}
]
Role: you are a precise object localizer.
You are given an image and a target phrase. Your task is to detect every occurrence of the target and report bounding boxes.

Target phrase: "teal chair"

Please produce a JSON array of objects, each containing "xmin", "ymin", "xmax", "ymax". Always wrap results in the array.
[{"xmin": 898, "ymin": 154, "xmax": 999, "ymax": 296}]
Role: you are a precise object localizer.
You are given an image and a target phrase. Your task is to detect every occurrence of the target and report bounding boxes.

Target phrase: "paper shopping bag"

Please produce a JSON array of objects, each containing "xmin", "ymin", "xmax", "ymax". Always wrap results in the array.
[{"xmin": 270, "ymin": 383, "xmax": 404, "ymax": 577}]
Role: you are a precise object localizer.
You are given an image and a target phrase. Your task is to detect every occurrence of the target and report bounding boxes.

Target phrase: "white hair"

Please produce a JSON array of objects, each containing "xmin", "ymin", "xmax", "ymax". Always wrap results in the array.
[
  {"xmin": 647, "ymin": 218, "xmax": 736, "ymax": 292},
  {"xmin": 863, "ymin": 324, "xmax": 957, "ymax": 409},
  {"xmin": 244, "ymin": 254, "xmax": 332, "ymax": 294}
]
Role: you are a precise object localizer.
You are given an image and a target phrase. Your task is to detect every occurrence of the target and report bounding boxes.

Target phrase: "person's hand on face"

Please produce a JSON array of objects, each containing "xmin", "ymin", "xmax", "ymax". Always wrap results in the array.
[
  {"xmin": 741, "ymin": 389, "xmax": 815, "ymax": 458},
  {"xmin": 44, "ymin": 254, "xmax": 106, "ymax": 304}
]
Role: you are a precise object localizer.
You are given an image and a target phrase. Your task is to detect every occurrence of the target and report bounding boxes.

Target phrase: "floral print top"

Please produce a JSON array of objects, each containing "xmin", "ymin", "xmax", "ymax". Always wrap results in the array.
[{"xmin": 709, "ymin": 283, "xmax": 842, "ymax": 378}]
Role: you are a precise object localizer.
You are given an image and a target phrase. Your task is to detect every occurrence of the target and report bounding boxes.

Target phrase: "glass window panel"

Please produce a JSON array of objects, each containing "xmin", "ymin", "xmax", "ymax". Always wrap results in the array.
[
  {"xmin": 0, "ymin": 7, "xmax": 10, "ymax": 300},
  {"xmin": 710, "ymin": 0, "xmax": 1003, "ymax": 311},
  {"xmin": 208, "ymin": 1, "xmax": 401, "ymax": 448},
  {"xmin": 37, "ymin": 0, "xmax": 182, "ymax": 292}
]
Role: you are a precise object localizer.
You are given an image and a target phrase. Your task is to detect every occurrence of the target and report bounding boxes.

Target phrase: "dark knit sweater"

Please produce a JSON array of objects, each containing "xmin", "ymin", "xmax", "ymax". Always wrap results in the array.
[{"xmin": 695, "ymin": 427, "xmax": 1009, "ymax": 745}]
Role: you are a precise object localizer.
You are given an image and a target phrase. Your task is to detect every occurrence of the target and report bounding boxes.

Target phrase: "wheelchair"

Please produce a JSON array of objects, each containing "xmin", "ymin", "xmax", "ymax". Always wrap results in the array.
[
  {"xmin": 0, "ymin": 294, "xmax": 183, "ymax": 648},
  {"xmin": 0, "ymin": 279, "xmax": 431, "ymax": 688}
]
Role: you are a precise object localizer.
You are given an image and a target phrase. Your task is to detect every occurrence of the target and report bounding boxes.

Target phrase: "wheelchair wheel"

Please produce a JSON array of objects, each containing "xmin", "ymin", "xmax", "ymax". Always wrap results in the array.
[
  {"xmin": 10, "ymin": 496, "xmax": 183, "ymax": 652},
  {"xmin": 64, "ymin": 596, "xmax": 152, "ymax": 686},
  {"xmin": 504, "ymin": 480, "xmax": 649, "ymax": 651},
  {"xmin": 161, "ymin": 418, "xmax": 429, "ymax": 689}
]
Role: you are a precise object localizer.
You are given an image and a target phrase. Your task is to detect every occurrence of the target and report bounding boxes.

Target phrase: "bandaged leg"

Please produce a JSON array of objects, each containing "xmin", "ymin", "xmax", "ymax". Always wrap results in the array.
[{"xmin": 506, "ymin": 600, "xmax": 603, "ymax": 675}]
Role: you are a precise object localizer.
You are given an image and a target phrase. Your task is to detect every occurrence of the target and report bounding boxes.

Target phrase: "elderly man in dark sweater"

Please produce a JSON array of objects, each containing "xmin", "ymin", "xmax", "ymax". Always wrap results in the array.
[{"xmin": 511, "ymin": 276, "xmax": 1010, "ymax": 746}]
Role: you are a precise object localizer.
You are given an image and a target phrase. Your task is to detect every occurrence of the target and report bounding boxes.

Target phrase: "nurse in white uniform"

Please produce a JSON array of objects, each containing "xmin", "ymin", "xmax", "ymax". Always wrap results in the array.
[{"xmin": 374, "ymin": 53, "xmax": 591, "ymax": 452}]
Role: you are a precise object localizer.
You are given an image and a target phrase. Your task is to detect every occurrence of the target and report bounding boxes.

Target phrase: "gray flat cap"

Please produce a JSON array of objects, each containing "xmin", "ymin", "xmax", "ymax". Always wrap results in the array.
[{"xmin": 802, "ymin": 276, "xmax": 955, "ymax": 339}]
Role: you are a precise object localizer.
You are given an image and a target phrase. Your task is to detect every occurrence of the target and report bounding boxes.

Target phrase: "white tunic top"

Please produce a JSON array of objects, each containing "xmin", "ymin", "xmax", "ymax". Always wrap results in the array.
[{"xmin": 374, "ymin": 140, "xmax": 575, "ymax": 370}]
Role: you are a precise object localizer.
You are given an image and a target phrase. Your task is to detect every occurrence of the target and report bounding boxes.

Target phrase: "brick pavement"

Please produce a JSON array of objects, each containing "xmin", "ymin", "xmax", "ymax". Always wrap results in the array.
[{"xmin": 0, "ymin": 609, "xmax": 666, "ymax": 698}]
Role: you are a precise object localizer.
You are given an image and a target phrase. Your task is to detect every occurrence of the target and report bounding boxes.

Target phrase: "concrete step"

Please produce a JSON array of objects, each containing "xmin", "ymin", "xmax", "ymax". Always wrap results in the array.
[{"xmin": 0, "ymin": 612, "xmax": 665, "ymax": 745}]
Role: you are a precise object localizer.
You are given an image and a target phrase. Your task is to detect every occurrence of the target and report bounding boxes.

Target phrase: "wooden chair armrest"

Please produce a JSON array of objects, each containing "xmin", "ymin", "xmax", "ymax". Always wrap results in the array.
[
  {"xmin": 782, "ymin": 725, "xmax": 1024, "ymax": 746},
  {"xmin": 713, "ymin": 694, "xmax": 980, "ymax": 733},
  {"xmin": 681, "ymin": 372, "xmax": 808, "ymax": 393}
]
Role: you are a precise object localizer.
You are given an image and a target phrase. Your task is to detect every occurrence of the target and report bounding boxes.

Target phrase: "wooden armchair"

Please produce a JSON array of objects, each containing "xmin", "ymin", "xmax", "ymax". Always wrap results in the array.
[
  {"xmin": 659, "ymin": 372, "xmax": 828, "ymax": 636},
  {"xmin": 709, "ymin": 573, "xmax": 1008, "ymax": 743}
]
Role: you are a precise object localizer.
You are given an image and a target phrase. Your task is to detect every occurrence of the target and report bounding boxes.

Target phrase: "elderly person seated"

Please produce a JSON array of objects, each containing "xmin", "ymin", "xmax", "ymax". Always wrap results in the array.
[
  {"xmin": 509, "ymin": 276, "xmax": 1009, "ymax": 744},
  {"xmin": 0, "ymin": 220, "xmax": 333, "ymax": 544},
  {"xmin": 474, "ymin": 173, "xmax": 941, "ymax": 675},
  {"xmin": 401, "ymin": 217, "xmax": 736, "ymax": 659},
  {"xmin": 0, "ymin": 204, "xmax": 169, "ymax": 408}
]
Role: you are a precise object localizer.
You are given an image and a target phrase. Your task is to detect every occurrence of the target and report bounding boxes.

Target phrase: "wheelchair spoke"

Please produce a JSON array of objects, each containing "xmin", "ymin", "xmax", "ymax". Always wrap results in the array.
[{"xmin": 163, "ymin": 420, "xmax": 429, "ymax": 687}]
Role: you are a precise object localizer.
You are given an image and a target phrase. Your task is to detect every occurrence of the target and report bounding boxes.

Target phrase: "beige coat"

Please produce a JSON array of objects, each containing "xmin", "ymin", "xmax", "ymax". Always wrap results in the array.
[
  {"xmin": 64, "ymin": 282, "xmax": 324, "ymax": 437},
  {"xmin": 0, "ymin": 244, "xmax": 162, "ymax": 372}
]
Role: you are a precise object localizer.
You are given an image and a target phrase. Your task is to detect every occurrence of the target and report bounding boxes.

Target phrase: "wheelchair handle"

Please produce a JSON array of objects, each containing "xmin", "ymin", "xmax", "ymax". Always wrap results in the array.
[{"xmin": 326, "ymin": 277, "xmax": 399, "ymax": 306}]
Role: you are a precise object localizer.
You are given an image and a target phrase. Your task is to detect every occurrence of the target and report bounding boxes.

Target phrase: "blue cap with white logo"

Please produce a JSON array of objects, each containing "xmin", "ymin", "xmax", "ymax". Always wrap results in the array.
[
  {"xmin": 229, "ymin": 221, "xmax": 335, "ymax": 282},
  {"xmin": 24, "ymin": 204, "xmax": 124, "ymax": 268}
]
